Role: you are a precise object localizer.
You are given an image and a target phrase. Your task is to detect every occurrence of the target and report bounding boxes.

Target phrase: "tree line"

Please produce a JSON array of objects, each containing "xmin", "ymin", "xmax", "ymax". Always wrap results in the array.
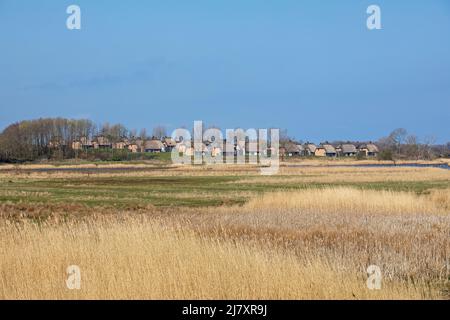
[
  {"xmin": 376, "ymin": 128, "xmax": 449, "ymax": 160},
  {"xmin": 0, "ymin": 118, "xmax": 448, "ymax": 162},
  {"xmin": 0, "ymin": 118, "xmax": 169, "ymax": 162}
]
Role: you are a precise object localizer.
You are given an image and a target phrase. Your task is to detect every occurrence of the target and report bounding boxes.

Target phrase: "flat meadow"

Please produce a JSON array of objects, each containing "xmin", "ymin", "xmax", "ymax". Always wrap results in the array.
[{"xmin": 0, "ymin": 161, "xmax": 449, "ymax": 299}]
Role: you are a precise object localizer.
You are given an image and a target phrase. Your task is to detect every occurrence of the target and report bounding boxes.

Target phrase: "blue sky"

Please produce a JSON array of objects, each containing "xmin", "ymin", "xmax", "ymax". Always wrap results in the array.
[{"xmin": 1, "ymin": 0, "xmax": 449, "ymax": 143}]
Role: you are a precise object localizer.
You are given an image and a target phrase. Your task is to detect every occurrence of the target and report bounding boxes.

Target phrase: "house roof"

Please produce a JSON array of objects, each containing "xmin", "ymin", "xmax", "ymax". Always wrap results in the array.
[
  {"xmin": 285, "ymin": 143, "xmax": 301, "ymax": 153},
  {"xmin": 93, "ymin": 136, "xmax": 111, "ymax": 145},
  {"xmin": 366, "ymin": 144, "xmax": 379, "ymax": 153},
  {"xmin": 341, "ymin": 144, "xmax": 357, "ymax": 153},
  {"xmin": 322, "ymin": 144, "xmax": 336, "ymax": 154},
  {"xmin": 306, "ymin": 144, "xmax": 317, "ymax": 152},
  {"xmin": 131, "ymin": 138, "xmax": 144, "ymax": 146},
  {"xmin": 144, "ymin": 140, "xmax": 165, "ymax": 150}
]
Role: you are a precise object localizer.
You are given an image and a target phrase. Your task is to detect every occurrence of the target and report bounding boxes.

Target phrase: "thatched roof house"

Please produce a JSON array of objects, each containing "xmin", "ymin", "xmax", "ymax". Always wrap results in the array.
[
  {"xmin": 127, "ymin": 143, "xmax": 139, "ymax": 153},
  {"xmin": 305, "ymin": 143, "xmax": 317, "ymax": 156},
  {"xmin": 359, "ymin": 143, "xmax": 379, "ymax": 157},
  {"xmin": 284, "ymin": 143, "xmax": 303, "ymax": 156},
  {"xmin": 92, "ymin": 136, "xmax": 112, "ymax": 149},
  {"xmin": 315, "ymin": 144, "xmax": 337, "ymax": 157},
  {"xmin": 144, "ymin": 140, "xmax": 165, "ymax": 153},
  {"xmin": 340, "ymin": 144, "xmax": 357, "ymax": 156},
  {"xmin": 113, "ymin": 140, "xmax": 129, "ymax": 150},
  {"xmin": 71, "ymin": 137, "xmax": 94, "ymax": 150}
]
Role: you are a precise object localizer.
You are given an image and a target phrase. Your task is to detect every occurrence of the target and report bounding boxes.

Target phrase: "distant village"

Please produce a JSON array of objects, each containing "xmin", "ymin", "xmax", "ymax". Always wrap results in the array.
[
  {"xmin": 69, "ymin": 135, "xmax": 380, "ymax": 158},
  {"xmin": 3, "ymin": 118, "xmax": 448, "ymax": 163}
]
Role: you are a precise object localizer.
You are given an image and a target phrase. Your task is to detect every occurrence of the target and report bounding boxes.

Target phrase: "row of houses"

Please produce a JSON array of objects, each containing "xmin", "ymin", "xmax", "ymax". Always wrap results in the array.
[
  {"xmin": 70, "ymin": 136, "xmax": 379, "ymax": 158},
  {"xmin": 71, "ymin": 135, "xmax": 279, "ymax": 157},
  {"xmin": 282, "ymin": 143, "xmax": 379, "ymax": 157},
  {"xmin": 176, "ymin": 140, "xmax": 273, "ymax": 157},
  {"xmin": 71, "ymin": 136, "xmax": 177, "ymax": 153}
]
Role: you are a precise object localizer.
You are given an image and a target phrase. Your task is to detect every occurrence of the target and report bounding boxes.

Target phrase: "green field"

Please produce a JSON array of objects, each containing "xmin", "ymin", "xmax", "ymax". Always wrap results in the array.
[{"xmin": 1, "ymin": 173, "xmax": 449, "ymax": 209}]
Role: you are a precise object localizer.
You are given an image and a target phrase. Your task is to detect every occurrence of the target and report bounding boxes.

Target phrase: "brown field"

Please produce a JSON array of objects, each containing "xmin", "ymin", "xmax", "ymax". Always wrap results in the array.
[{"xmin": 0, "ymin": 162, "xmax": 449, "ymax": 300}]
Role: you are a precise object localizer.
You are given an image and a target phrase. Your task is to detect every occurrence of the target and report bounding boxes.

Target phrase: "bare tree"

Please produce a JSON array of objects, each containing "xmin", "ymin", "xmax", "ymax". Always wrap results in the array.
[
  {"xmin": 109, "ymin": 124, "xmax": 128, "ymax": 142},
  {"xmin": 388, "ymin": 128, "xmax": 408, "ymax": 155},
  {"xmin": 420, "ymin": 135, "xmax": 437, "ymax": 159},
  {"xmin": 405, "ymin": 135, "xmax": 419, "ymax": 159},
  {"xmin": 139, "ymin": 128, "xmax": 147, "ymax": 140},
  {"xmin": 152, "ymin": 125, "xmax": 167, "ymax": 140},
  {"xmin": 0, "ymin": 118, "xmax": 98, "ymax": 162},
  {"xmin": 279, "ymin": 128, "xmax": 291, "ymax": 144},
  {"xmin": 137, "ymin": 128, "xmax": 148, "ymax": 153}
]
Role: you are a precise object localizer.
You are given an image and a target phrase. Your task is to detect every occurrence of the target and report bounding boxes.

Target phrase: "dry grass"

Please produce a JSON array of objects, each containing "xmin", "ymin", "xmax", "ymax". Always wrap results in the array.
[
  {"xmin": 2, "ymin": 162, "xmax": 449, "ymax": 182},
  {"xmin": 429, "ymin": 189, "xmax": 450, "ymax": 211},
  {"xmin": 258, "ymin": 167, "xmax": 450, "ymax": 184},
  {"xmin": 171, "ymin": 188, "xmax": 450, "ymax": 295},
  {"xmin": 245, "ymin": 187, "xmax": 450, "ymax": 214},
  {"xmin": 0, "ymin": 164, "xmax": 449, "ymax": 300},
  {"xmin": 0, "ymin": 217, "xmax": 440, "ymax": 300},
  {"xmin": 0, "ymin": 163, "xmax": 260, "ymax": 179},
  {"xmin": 282, "ymin": 158, "xmax": 450, "ymax": 166}
]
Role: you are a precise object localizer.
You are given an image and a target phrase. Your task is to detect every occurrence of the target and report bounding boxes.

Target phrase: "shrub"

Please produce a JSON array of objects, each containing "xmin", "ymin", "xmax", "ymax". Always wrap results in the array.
[
  {"xmin": 378, "ymin": 150, "xmax": 393, "ymax": 161},
  {"xmin": 356, "ymin": 152, "xmax": 366, "ymax": 160}
]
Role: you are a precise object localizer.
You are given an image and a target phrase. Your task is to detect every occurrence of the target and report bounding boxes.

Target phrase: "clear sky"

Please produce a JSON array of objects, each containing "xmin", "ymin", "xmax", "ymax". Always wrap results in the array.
[{"xmin": 1, "ymin": 0, "xmax": 449, "ymax": 143}]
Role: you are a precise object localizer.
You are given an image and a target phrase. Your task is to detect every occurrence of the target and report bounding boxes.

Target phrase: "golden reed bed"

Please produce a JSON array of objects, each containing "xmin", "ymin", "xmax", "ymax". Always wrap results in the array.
[
  {"xmin": 0, "ymin": 217, "xmax": 442, "ymax": 300},
  {"xmin": 1, "ymin": 187, "xmax": 449, "ymax": 300}
]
